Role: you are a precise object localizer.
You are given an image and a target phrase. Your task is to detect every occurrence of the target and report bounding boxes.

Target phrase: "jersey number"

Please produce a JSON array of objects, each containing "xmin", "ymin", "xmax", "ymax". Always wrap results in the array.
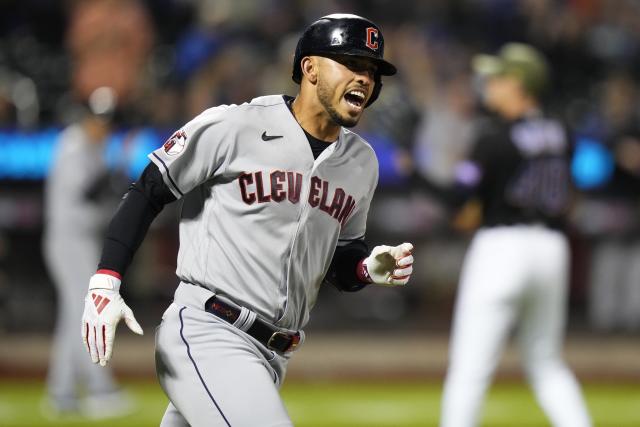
[{"xmin": 506, "ymin": 158, "xmax": 569, "ymax": 216}]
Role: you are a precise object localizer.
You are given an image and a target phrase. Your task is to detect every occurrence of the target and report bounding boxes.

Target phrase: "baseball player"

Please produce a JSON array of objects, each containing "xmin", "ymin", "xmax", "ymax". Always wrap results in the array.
[
  {"xmin": 43, "ymin": 87, "xmax": 132, "ymax": 417},
  {"xmin": 414, "ymin": 44, "xmax": 592, "ymax": 426},
  {"xmin": 80, "ymin": 14, "xmax": 414, "ymax": 427}
]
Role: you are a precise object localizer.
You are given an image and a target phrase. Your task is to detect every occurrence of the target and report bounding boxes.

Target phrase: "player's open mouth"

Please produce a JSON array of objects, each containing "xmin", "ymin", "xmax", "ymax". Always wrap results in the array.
[{"xmin": 344, "ymin": 89, "xmax": 366, "ymax": 110}]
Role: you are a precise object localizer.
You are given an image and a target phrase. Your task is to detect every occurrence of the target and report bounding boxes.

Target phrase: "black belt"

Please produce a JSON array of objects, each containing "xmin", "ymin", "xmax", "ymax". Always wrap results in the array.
[{"xmin": 204, "ymin": 296, "xmax": 301, "ymax": 354}]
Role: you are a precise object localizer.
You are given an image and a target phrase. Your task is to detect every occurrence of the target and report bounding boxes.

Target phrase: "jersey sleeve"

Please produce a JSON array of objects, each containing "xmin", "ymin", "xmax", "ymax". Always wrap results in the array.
[
  {"xmin": 467, "ymin": 119, "xmax": 499, "ymax": 173},
  {"xmin": 148, "ymin": 108, "xmax": 233, "ymax": 199}
]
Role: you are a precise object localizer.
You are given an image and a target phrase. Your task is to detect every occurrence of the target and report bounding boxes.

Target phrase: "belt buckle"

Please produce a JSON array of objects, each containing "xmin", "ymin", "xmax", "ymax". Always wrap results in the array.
[
  {"xmin": 287, "ymin": 332, "xmax": 301, "ymax": 352},
  {"xmin": 267, "ymin": 331, "xmax": 300, "ymax": 353}
]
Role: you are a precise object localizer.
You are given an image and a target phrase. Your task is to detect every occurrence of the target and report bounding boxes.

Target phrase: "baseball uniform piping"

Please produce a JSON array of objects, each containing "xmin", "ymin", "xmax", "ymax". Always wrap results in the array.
[
  {"xmin": 152, "ymin": 152, "xmax": 184, "ymax": 197},
  {"xmin": 178, "ymin": 307, "xmax": 232, "ymax": 427}
]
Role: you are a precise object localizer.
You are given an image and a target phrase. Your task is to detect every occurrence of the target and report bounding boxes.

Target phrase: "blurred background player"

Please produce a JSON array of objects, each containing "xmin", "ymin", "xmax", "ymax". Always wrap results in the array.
[
  {"xmin": 404, "ymin": 43, "xmax": 592, "ymax": 426},
  {"xmin": 42, "ymin": 86, "xmax": 131, "ymax": 418}
]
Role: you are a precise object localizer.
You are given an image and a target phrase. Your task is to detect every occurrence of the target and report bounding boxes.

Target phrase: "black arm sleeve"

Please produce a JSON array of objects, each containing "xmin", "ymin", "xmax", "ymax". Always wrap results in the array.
[
  {"xmin": 97, "ymin": 163, "xmax": 177, "ymax": 274},
  {"xmin": 325, "ymin": 239, "xmax": 370, "ymax": 292}
]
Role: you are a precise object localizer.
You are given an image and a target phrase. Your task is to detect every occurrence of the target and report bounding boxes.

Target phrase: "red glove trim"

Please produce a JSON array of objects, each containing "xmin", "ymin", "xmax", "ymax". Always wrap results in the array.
[
  {"xmin": 96, "ymin": 269, "xmax": 122, "ymax": 280},
  {"xmin": 356, "ymin": 258, "xmax": 372, "ymax": 283},
  {"xmin": 85, "ymin": 323, "xmax": 90, "ymax": 354},
  {"xmin": 102, "ymin": 325, "xmax": 107, "ymax": 357}
]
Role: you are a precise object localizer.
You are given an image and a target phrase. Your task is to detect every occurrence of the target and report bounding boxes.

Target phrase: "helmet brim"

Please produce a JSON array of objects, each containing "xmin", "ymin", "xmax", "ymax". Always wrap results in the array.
[
  {"xmin": 313, "ymin": 50, "xmax": 397, "ymax": 76},
  {"xmin": 367, "ymin": 57, "xmax": 397, "ymax": 76}
]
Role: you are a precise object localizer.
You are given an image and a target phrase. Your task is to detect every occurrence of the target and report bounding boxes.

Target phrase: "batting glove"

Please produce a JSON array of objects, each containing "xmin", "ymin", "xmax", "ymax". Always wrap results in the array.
[
  {"xmin": 81, "ymin": 272, "xmax": 143, "ymax": 366},
  {"xmin": 362, "ymin": 242, "xmax": 414, "ymax": 286}
]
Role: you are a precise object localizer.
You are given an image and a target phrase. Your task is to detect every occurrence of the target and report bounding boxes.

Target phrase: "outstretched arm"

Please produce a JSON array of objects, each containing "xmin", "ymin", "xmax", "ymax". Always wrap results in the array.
[{"xmin": 82, "ymin": 163, "xmax": 176, "ymax": 366}]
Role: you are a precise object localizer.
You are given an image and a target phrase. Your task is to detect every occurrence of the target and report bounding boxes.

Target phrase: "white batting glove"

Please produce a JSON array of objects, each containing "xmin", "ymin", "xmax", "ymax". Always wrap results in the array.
[
  {"xmin": 363, "ymin": 242, "xmax": 414, "ymax": 286},
  {"xmin": 81, "ymin": 272, "xmax": 143, "ymax": 366}
]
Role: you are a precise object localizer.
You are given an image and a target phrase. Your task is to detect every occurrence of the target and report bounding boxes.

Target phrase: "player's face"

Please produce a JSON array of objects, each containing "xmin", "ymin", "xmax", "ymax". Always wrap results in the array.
[
  {"xmin": 315, "ymin": 55, "xmax": 376, "ymax": 127},
  {"xmin": 483, "ymin": 75, "xmax": 523, "ymax": 113}
]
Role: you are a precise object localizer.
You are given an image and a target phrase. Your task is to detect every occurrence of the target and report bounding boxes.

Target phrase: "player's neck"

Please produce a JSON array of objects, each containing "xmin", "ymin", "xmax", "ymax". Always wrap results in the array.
[{"xmin": 291, "ymin": 95, "xmax": 340, "ymax": 142}]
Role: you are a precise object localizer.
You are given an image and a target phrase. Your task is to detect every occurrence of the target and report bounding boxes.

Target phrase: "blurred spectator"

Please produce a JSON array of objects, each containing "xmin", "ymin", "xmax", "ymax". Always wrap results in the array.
[
  {"xmin": 413, "ymin": 73, "xmax": 476, "ymax": 187},
  {"xmin": 41, "ymin": 87, "xmax": 131, "ymax": 418},
  {"xmin": 354, "ymin": 23, "xmax": 436, "ymax": 150},
  {"xmin": 183, "ymin": 40, "xmax": 269, "ymax": 117},
  {"xmin": 0, "ymin": 232, "xmax": 7, "ymax": 332},
  {"xmin": 571, "ymin": 72, "xmax": 640, "ymax": 332},
  {"xmin": 0, "ymin": 70, "xmax": 17, "ymax": 127},
  {"xmin": 66, "ymin": 0, "xmax": 154, "ymax": 107},
  {"xmin": 0, "ymin": 67, "xmax": 39, "ymax": 129}
]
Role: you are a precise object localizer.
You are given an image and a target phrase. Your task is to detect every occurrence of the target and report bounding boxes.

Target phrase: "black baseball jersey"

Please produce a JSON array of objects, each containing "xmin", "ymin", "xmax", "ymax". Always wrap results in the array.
[{"xmin": 461, "ymin": 111, "xmax": 572, "ymax": 228}]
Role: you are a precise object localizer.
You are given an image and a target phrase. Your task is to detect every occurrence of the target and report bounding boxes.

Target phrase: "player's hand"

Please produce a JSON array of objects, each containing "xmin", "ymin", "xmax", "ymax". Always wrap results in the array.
[
  {"xmin": 363, "ymin": 242, "xmax": 414, "ymax": 286},
  {"xmin": 81, "ymin": 272, "xmax": 143, "ymax": 366}
]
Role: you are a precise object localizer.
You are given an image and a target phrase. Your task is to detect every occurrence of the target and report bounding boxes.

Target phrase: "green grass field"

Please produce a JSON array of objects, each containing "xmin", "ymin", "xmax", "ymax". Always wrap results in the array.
[{"xmin": 0, "ymin": 379, "xmax": 638, "ymax": 426}]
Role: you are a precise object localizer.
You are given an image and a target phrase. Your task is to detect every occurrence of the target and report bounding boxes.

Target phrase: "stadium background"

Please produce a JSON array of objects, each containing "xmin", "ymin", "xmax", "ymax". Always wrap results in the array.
[{"xmin": 0, "ymin": 0, "xmax": 639, "ymax": 425}]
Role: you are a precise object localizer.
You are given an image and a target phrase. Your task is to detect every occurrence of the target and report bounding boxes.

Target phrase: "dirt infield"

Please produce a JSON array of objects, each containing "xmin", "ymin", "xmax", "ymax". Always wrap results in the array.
[{"xmin": 1, "ymin": 332, "xmax": 638, "ymax": 381}]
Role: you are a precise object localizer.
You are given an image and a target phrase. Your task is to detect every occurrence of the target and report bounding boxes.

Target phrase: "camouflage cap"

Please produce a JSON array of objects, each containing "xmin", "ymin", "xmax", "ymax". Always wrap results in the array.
[{"xmin": 472, "ymin": 43, "xmax": 549, "ymax": 96}]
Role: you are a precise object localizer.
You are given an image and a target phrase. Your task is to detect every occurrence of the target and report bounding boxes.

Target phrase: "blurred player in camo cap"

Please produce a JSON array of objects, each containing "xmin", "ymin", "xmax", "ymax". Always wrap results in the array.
[
  {"xmin": 437, "ymin": 43, "xmax": 592, "ymax": 427},
  {"xmin": 406, "ymin": 43, "xmax": 592, "ymax": 427}
]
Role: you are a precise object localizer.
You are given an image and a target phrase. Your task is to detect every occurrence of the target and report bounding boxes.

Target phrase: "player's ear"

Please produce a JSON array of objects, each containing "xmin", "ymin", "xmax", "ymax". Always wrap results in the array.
[{"xmin": 301, "ymin": 56, "xmax": 318, "ymax": 85}]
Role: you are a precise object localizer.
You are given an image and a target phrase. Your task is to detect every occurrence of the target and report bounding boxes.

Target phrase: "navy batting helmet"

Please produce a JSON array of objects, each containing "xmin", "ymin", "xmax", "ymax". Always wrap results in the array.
[{"xmin": 292, "ymin": 13, "xmax": 397, "ymax": 107}]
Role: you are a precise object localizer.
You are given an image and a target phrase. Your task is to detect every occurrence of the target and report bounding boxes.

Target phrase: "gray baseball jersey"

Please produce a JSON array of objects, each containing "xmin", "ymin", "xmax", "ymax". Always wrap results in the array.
[{"xmin": 149, "ymin": 95, "xmax": 378, "ymax": 331}]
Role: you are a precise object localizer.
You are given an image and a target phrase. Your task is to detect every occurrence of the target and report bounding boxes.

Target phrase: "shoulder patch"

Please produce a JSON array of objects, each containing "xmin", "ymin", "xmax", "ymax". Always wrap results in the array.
[{"xmin": 163, "ymin": 130, "xmax": 188, "ymax": 156}]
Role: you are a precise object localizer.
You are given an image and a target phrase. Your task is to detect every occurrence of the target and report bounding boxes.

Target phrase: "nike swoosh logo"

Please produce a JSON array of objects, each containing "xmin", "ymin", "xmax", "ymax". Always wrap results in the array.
[{"xmin": 261, "ymin": 131, "xmax": 283, "ymax": 141}]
